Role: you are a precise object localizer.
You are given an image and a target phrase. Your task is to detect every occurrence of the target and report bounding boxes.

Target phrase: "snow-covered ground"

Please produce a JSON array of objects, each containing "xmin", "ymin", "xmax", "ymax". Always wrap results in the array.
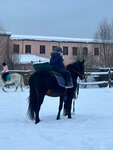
[{"xmin": 0, "ymin": 87, "xmax": 113, "ymax": 150}]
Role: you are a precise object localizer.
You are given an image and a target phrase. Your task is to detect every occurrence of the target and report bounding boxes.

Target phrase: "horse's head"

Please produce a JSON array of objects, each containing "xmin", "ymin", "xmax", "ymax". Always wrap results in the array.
[{"xmin": 67, "ymin": 59, "xmax": 85, "ymax": 80}]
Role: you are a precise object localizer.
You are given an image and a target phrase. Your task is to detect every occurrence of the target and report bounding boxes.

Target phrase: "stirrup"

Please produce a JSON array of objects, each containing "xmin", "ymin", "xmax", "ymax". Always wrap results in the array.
[{"xmin": 65, "ymin": 85, "xmax": 73, "ymax": 89}]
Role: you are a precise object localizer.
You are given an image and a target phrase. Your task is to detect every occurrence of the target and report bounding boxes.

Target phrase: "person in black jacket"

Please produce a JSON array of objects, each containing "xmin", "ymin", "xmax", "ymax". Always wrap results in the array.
[{"xmin": 50, "ymin": 47, "xmax": 73, "ymax": 88}]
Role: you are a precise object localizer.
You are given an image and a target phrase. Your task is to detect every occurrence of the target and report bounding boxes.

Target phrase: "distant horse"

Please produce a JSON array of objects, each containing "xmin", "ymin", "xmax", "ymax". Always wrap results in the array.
[
  {"xmin": 28, "ymin": 60, "xmax": 85, "ymax": 124},
  {"xmin": 0, "ymin": 73, "xmax": 25, "ymax": 92}
]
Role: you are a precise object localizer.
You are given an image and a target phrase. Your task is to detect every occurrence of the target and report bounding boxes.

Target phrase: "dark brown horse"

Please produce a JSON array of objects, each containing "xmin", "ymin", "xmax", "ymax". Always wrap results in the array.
[{"xmin": 28, "ymin": 60, "xmax": 85, "ymax": 124}]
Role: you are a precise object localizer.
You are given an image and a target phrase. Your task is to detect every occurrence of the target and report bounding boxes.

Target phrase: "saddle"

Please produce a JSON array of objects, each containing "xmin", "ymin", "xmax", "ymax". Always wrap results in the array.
[
  {"xmin": 33, "ymin": 62, "xmax": 73, "ymax": 88},
  {"xmin": 2, "ymin": 74, "xmax": 11, "ymax": 82}
]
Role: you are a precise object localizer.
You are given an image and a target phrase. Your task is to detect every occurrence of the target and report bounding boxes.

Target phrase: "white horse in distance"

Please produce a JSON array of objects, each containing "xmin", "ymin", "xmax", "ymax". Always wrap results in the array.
[{"xmin": 0, "ymin": 73, "xmax": 25, "ymax": 92}]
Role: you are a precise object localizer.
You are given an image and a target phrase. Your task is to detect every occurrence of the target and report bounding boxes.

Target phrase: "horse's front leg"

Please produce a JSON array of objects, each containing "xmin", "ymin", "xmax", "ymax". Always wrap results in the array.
[
  {"xmin": 56, "ymin": 97, "xmax": 63, "ymax": 120},
  {"xmin": 68, "ymin": 99, "xmax": 72, "ymax": 119},
  {"xmin": 73, "ymin": 99, "xmax": 75, "ymax": 113},
  {"xmin": 2, "ymin": 87, "xmax": 7, "ymax": 92},
  {"xmin": 1, "ymin": 83, "xmax": 6, "ymax": 92},
  {"xmin": 14, "ymin": 82, "xmax": 18, "ymax": 92},
  {"xmin": 35, "ymin": 109, "xmax": 40, "ymax": 124},
  {"xmin": 15, "ymin": 87, "xmax": 18, "ymax": 92}
]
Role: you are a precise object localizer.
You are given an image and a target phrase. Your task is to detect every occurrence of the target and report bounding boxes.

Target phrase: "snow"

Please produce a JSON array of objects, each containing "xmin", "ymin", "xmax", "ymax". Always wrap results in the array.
[
  {"xmin": 80, "ymin": 81, "xmax": 108, "ymax": 85},
  {"xmin": 0, "ymin": 86, "xmax": 113, "ymax": 150},
  {"xmin": 87, "ymin": 72, "xmax": 109, "ymax": 75},
  {"xmin": 18, "ymin": 54, "xmax": 50, "ymax": 64},
  {"xmin": 0, "ymin": 32, "xmax": 11, "ymax": 35},
  {"xmin": 86, "ymin": 71, "xmax": 113, "ymax": 75},
  {"xmin": 11, "ymin": 34, "xmax": 95, "ymax": 43}
]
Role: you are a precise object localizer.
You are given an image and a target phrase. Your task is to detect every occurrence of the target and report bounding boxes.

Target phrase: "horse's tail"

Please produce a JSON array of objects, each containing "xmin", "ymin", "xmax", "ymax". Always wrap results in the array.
[{"xmin": 27, "ymin": 75, "xmax": 36, "ymax": 120}]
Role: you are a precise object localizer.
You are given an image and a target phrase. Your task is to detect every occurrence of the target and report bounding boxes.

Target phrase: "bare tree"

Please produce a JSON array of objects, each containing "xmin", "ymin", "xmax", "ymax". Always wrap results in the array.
[
  {"xmin": 0, "ymin": 24, "xmax": 6, "ymax": 33},
  {"xmin": 0, "ymin": 24, "xmax": 20, "ymax": 70},
  {"xmin": 9, "ymin": 51, "xmax": 21, "ymax": 69},
  {"xmin": 0, "ymin": 24, "xmax": 8, "ymax": 69},
  {"xmin": 71, "ymin": 43, "xmax": 96, "ymax": 69},
  {"xmin": 94, "ymin": 18, "xmax": 113, "ymax": 67}
]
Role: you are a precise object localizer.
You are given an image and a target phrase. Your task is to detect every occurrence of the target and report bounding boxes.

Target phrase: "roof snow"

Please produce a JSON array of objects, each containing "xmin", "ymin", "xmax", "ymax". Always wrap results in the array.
[{"xmin": 10, "ymin": 34, "xmax": 95, "ymax": 43}]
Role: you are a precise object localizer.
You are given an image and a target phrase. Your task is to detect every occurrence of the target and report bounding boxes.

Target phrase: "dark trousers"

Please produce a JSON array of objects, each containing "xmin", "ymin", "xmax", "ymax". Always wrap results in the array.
[
  {"xmin": 2, "ymin": 72, "xmax": 9, "ymax": 81},
  {"xmin": 60, "ymin": 70, "xmax": 72, "ymax": 86}
]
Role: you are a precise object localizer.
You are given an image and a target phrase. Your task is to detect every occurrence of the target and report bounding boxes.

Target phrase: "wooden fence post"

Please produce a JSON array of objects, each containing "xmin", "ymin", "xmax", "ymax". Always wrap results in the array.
[
  {"xmin": 108, "ymin": 69, "xmax": 111, "ymax": 88},
  {"xmin": 84, "ymin": 74, "xmax": 87, "ymax": 88}
]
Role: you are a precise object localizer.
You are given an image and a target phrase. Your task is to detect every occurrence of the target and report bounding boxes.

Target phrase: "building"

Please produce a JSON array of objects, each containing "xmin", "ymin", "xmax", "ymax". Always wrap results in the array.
[
  {"xmin": 1, "ymin": 33, "xmax": 113, "ymax": 70},
  {"xmin": 10, "ymin": 35, "xmax": 106, "ymax": 68}
]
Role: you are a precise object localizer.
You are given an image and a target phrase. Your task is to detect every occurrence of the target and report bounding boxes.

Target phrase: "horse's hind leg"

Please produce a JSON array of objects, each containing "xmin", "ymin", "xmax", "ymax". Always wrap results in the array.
[
  {"xmin": 15, "ymin": 86, "xmax": 18, "ymax": 92},
  {"xmin": 56, "ymin": 97, "xmax": 63, "ymax": 120},
  {"xmin": 35, "ymin": 92, "xmax": 45, "ymax": 124},
  {"xmin": 2, "ymin": 87, "xmax": 7, "ymax": 92},
  {"xmin": 20, "ymin": 84, "xmax": 23, "ymax": 92}
]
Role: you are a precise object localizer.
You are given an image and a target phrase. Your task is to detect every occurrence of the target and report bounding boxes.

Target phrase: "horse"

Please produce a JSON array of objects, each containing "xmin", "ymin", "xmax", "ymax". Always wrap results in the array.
[
  {"xmin": 28, "ymin": 60, "xmax": 85, "ymax": 124},
  {"xmin": 0, "ymin": 73, "xmax": 25, "ymax": 92}
]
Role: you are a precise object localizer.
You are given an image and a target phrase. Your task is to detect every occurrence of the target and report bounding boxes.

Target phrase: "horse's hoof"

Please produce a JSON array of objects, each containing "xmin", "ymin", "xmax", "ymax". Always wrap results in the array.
[
  {"xmin": 3, "ymin": 90, "xmax": 7, "ymax": 92},
  {"xmin": 56, "ymin": 117, "xmax": 60, "ymax": 120},
  {"xmin": 35, "ymin": 120, "xmax": 40, "ymax": 124},
  {"xmin": 68, "ymin": 116, "xmax": 72, "ymax": 119},
  {"xmin": 63, "ymin": 113, "xmax": 68, "ymax": 116}
]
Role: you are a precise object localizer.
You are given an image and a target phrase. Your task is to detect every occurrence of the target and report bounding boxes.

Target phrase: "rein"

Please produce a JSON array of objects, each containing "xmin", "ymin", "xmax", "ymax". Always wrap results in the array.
[{"xmin": 70, "ymin": 68, "xmax": 84, "ymax": 77}]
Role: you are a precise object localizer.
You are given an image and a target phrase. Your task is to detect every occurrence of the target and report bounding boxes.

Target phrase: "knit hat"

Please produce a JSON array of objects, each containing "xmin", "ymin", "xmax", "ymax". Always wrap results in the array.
[{"xmin": 54, "ymin": 47, "xmax": 63, "ymax": 53}]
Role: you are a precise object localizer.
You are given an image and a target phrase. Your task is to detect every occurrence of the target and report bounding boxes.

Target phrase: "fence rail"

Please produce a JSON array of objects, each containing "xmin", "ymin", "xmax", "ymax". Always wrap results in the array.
[
  {"xmin": 9, "ymin": 70, "xmax": 33, "ymax": 85},
  {"xmin": 7, "ymin": 69, "xmax": 113, "ymax": 88},
  {"xmin": 80, "ymin": 70, "xmax": 113, "ymax": 88}
]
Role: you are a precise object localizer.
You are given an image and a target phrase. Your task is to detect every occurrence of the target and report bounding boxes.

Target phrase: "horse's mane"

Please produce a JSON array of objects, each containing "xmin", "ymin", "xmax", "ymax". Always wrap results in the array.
[{"xmin": 66, "ymin": 60, "xmax": 80, "ymax": 71}]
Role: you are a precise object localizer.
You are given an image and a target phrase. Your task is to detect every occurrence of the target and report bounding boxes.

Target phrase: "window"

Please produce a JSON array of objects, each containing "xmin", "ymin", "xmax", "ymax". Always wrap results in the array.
[
  {"xmin": 13, "ymin": 44, "xmax": 19, "ymax": 53},
  {"xmin": 83, "ymin": 47, "xmax": 88, "ymax": 55},
  {"xmin": 40, "ymin": 45, "xmax": 45, "ymax": 54},
  {"xmin": 52, "ymin": 46, "xmax": 57, "ymax": 51},
  {"xmin": 72, "ymin": 47, "xmax": 78, "ymax": 55},
  {"xmin": 63, "ymin": 47, "xmax": 68, "ymax": 55},
  {"xmin": 94, "ymin": 48, "xmax": 99, "ymax": 55},
  {"xmin": 25, "ymin": 45, "xmax": 31, "ymax": 53}
]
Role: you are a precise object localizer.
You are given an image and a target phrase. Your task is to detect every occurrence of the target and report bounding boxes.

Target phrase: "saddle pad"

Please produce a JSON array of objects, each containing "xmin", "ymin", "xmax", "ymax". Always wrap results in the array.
[
  {"xmin": 6, "ymin": 74, "xmax": 11, "ymax": 81},
  {"xmin": 33, "ymin": 62, "xmax": 51, "ymax": 72},
  {"xmin": 55, "ymin": 74, "xmax": 65, "ymax": 87}
]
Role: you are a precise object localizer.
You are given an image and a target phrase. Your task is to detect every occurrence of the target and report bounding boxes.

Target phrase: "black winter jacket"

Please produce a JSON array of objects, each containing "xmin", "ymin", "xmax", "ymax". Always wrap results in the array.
[{"xmin": 50, "ymin": 52, "xmax": 65, "ymax": 73}]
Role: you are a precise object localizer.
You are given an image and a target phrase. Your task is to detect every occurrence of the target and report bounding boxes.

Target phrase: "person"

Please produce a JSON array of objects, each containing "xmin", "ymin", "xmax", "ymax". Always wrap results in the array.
[
  {"xmin": 1, "ymin": 62, "xmax": 9, "ymax": 82},
  {"xmin": 50, "ymin": 47, "xmax": 73, "ymax": 88}
]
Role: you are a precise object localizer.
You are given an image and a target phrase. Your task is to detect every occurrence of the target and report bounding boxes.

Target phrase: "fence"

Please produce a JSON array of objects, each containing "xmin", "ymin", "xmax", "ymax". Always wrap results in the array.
[
  {"xmin": 9, "ymin": 69, "xmax": 113, "ymax": 88},
  {"xmin": 9, "ymin": 70, "xmax": 33, "ymax": 86},
  {"xmin": 80, "ymin": 70, "xmax": 113, "ymax": 88}
]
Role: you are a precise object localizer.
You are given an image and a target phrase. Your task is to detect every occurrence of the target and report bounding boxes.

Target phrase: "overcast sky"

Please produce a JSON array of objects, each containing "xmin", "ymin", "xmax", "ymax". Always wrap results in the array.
[{"xmin": 0, "ymin": 0, "xmax": 113, "ymax": 39}]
